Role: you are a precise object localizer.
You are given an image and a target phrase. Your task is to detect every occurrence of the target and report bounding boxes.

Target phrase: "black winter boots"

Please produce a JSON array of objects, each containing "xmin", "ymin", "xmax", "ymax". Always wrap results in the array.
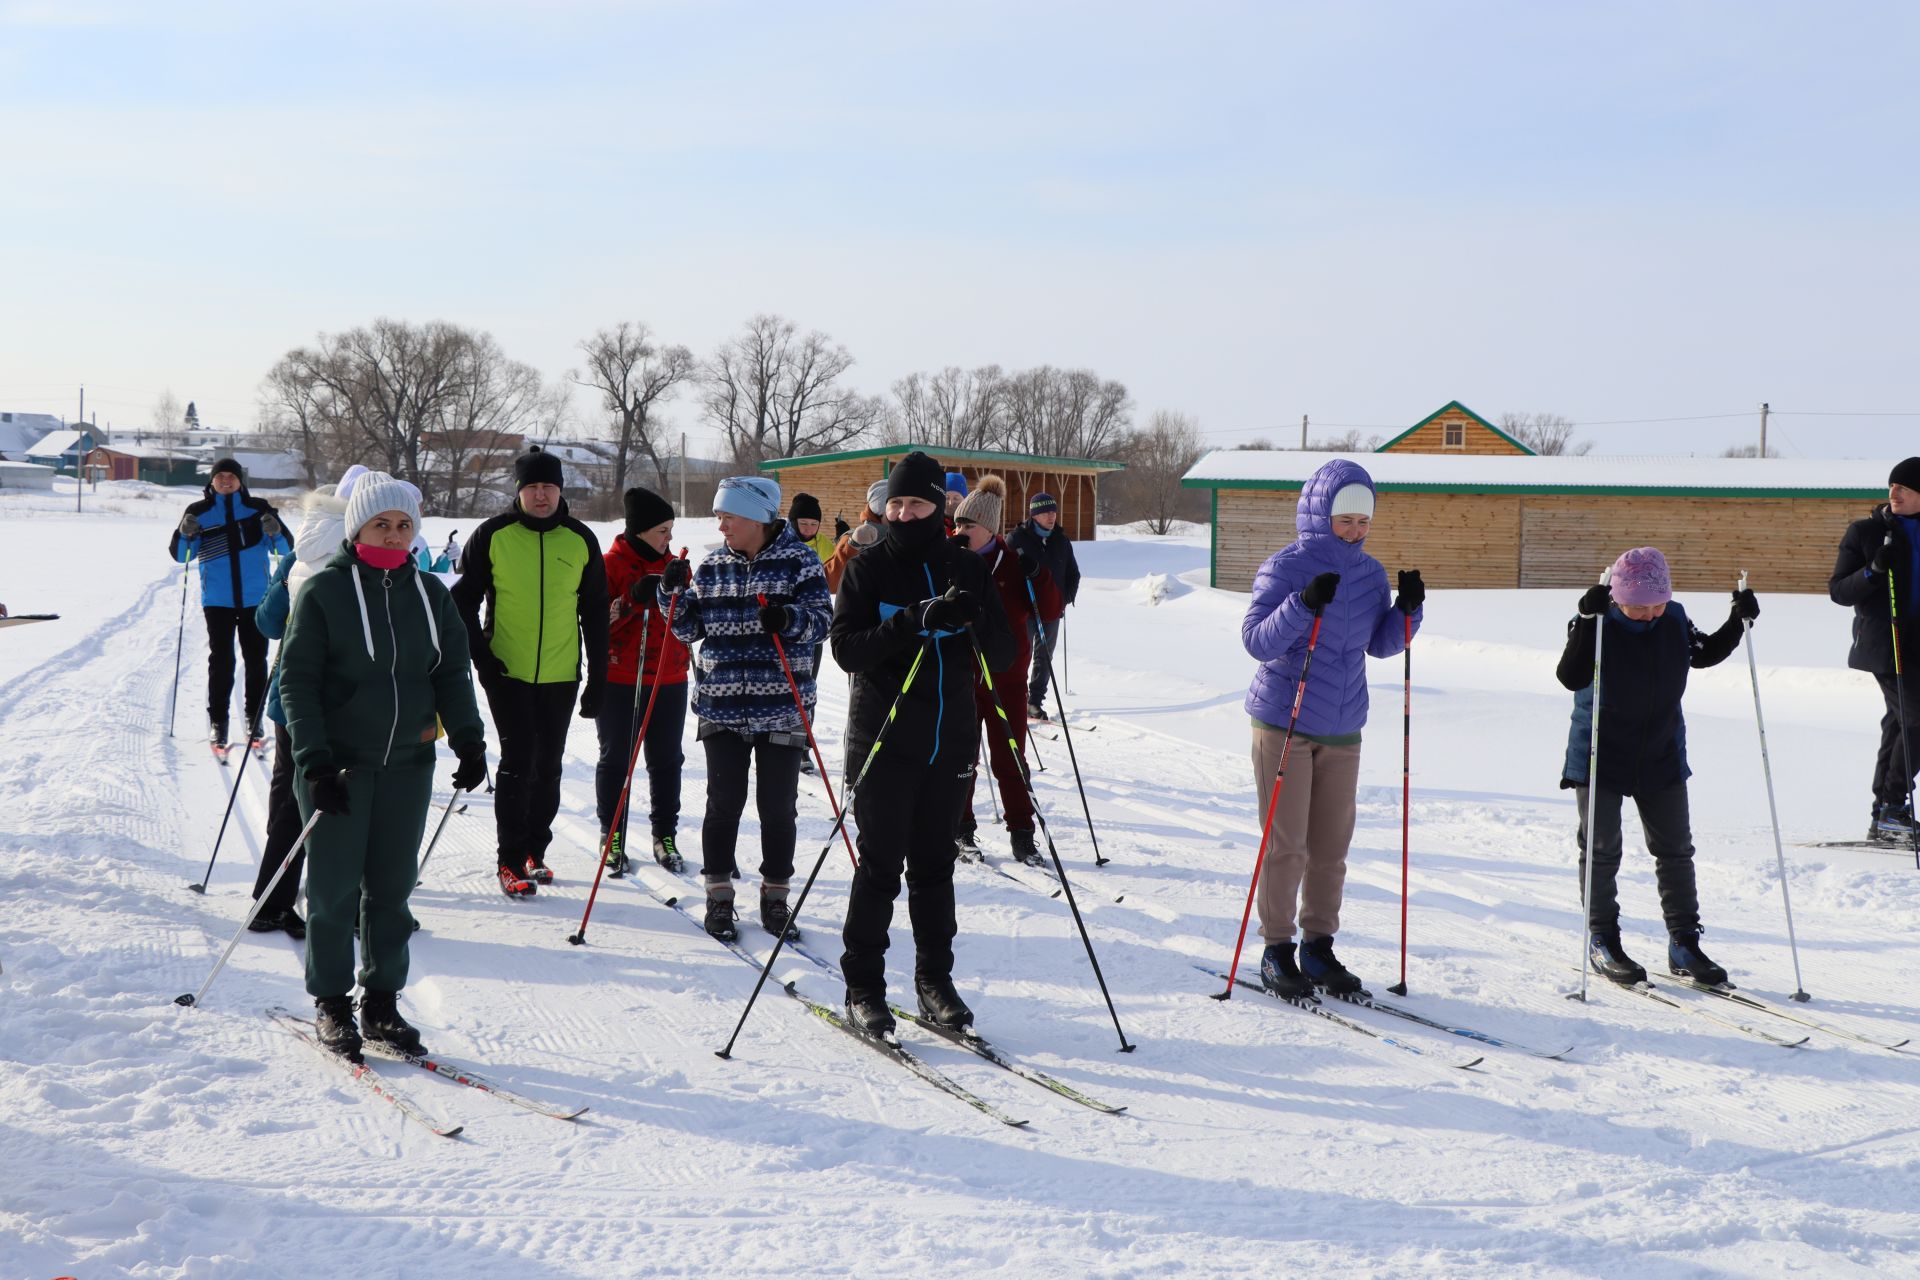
[
  {"xmin": 1588, "ymin": 931, "xmax": 1648, "ymax": 986},
  {"xmin": 914, "ymin": 976, "xmax": 974, "ymax": 1030},
  {"xmin": 313, "ymin": 996, "xmax": 363, "ymax": 1062},
  {"xmin": 358, "ymin": 990, "xmax": 425, "ymax": 1055}
]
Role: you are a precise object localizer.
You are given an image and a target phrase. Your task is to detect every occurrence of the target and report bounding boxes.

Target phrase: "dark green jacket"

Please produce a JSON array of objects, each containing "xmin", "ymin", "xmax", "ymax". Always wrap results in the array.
[
  {"xmin": 450, "ymin": 499, "xmax": 609, "ymax": 686},
  {"xmin": 280, "ymin": 545, "xmax": 486, "ymax": 774}
]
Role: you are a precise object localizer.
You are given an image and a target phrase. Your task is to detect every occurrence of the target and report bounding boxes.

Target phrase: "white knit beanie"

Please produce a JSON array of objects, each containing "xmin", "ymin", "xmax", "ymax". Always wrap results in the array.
[
  {"xmin": 344, "ymin": 472, "xmax": 423, "ymax": 541},
  {"xmin": 1329, "ymin": 483, "xmax": 1375, "ymax": 520}
]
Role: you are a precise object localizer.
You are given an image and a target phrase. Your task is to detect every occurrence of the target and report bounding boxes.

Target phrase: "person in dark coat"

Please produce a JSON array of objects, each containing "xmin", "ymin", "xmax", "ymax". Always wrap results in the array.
[
  {"xmin": 168, "ymin": 458, "xmax": 291, "ymax": 750},
  {"xmin": 831, "ymin": 451, "xmax": 1015, "ymax": 1036},
  {"xmin": 1558, "ymin": 545, "xmax": 1759, "ymax": 989},
  {"xmin": 1829, "ymin": 457, "xmax": 1920, "ymax": 843},
  {"xmin": 1007, "ymin": 491, "xmax": 1082, "ymax": 719}
]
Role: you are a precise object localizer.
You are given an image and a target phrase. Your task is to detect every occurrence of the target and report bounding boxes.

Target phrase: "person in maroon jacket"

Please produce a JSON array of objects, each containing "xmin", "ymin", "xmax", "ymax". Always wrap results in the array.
[
  {"xmin": 596, "ymin": 486, "xmax": 692, "ymax": 873},
  {"xmin": 950, "ymin": 476, "xmax": 1063, "ymax": 865}
]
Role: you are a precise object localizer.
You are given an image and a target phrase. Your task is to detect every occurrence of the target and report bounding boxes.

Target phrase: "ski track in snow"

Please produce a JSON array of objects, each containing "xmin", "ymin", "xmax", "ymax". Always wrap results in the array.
[{"xmin": 3, "ymin": 497, "xmax": 1920, "ymax": 1277}]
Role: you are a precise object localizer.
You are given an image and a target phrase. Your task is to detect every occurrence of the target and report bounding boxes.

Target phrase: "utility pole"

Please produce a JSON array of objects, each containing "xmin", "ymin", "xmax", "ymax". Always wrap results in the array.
[
  {"xmin": 679, "ymin": 431, "xmax": 688, "ymax": 514},
  {"xmin": 1759, "ymin": 402, "xmax": 1769, "ymax": 458},
  {"xmin": 1301, "ymin": 415, "xmax": 1309, "ymax": 449}
]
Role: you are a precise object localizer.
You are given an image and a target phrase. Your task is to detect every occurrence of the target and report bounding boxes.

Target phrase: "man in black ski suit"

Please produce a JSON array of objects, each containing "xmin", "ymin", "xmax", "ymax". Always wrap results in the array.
[{"xmin": 831, "ymin": 451, "xmax": 1015, "ymax": 1037}]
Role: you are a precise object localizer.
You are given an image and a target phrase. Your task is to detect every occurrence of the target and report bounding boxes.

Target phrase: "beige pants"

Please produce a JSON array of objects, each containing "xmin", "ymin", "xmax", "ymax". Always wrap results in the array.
[{"xmin": 1251, "ymin": 727, "xmax": 1362, "ymax": 942}]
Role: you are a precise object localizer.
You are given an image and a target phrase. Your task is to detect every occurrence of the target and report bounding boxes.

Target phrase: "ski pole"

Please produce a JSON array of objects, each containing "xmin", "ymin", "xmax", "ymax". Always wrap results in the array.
[
  {"xmin": 1737, "ymin": 570, "xmax": 1809, "ymax": 1001},
  {"xmin": 1215, "ymin": 610, "xmax": 1324, "ymax": 1000},
  {"xmin": 1062, "ymin": 617, "xmax": 1073, "ymax": 696},
  {"xmin": 1388, "ymin": 611, "xmax": 1414, "ymax": 997},
  {"xmin": 1029, "ymin": 580, "xmax": 1107, "ymax": 866},
  {"xmin": 969, "ymin": 629, "xmax": 1134, "ymax": 1051},
  {"xmin": 1571, "ymin": 567, "xmax": 1610, "ymax": 1005},
  {"xmin": 1889, "ymin": 538, "xmax": 1919, "ymax": 863},
  {"xmin": 174, "ymin": 808, "xmax": 324, "ymax": 1008},
  {"xmin": 615, "ymin": 617, "xmax": 652, "ymax": 868},
  {"xmin": 412, "ymin": 788, "xmax": 465, "ymax": 886},
  {"xmin": 188, "ymin": 734, "xmax": 258, "ymax": 893},
  {"xmin": 981, "ymin": 737, "xmax": 1001, "ymax": 824},
  {"xmin": 1027, "ymin": 706, "xmax": 1047, "ymax": 772},
  {"xmin": 757, "ymin": 591, "xmax": 858, "ymax": 870},
  {"xmin": 169, "ymin": 549, "xmax": 193, "ymax": 738},
  {"xmin": 717, "ymin": 637, "xmax": 935, "ymax": 1059}
]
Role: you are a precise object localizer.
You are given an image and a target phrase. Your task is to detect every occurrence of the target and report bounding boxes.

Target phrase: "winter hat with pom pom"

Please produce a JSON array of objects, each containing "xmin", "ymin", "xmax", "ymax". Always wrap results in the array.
[
  {"xmin": 1609, "ymin": 546, "xmax": 1673, "ymax": 607},
  {"xmin": 954, "ymin": 474, "xmax": 1007, "ymax": 533}
]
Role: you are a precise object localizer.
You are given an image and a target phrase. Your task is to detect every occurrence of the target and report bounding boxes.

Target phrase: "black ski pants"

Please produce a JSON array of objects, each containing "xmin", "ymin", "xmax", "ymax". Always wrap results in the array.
[
  {"xmin": 1871, "ymin": 673, "xmax": 1920, "ymax": 810},
  {"xmin": 698, "ymin": 725, "xmax": 802, "ymax": 887},
  {"xmin": 252, "ymin": 721, "xmax": 305, "ymax": 915},
  {"xmin": 204, "ymin": 605, "xmax": 267, "ymax": 736},
  {"xmin": 1027, "ymin": 617, "xmax": 1060, "ymax": 709},
  {"xmin": 841, "ymin": 742, "xmax": 975, "ymax": 996},
  {"xmin": 594, "ymin": 680, "xmax": 688, "ymax": 839},
  {"xmin": 1574, "ymin": 783, "xmax": 1701, "ymax": 939},
  {"xmin": 485, "ymin": 676, "xmax": 578, "ymax": 868}
]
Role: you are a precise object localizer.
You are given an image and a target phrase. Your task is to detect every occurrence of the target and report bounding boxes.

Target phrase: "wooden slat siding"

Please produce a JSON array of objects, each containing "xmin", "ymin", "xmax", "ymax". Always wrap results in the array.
[
  {"xmin": 1380, "ymin": 411, "xmax": 1529, "ymax": 456},
  {"xmin": 763, "ymin": 458, "xmax": 882, "ymax": 531},
  {"xmin": 766, "ymin": 454, "xmax": 1108, "ymax": 541}
]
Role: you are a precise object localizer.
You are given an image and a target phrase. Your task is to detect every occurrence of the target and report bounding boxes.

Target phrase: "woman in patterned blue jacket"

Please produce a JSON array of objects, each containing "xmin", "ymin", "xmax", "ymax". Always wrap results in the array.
[{"xmin": 661, "ymin": 475, "xmax": 832, "ymax": 942}]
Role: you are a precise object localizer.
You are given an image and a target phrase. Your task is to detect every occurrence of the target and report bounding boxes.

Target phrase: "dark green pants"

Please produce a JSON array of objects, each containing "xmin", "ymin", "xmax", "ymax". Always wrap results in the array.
[{"xmin": 298, "ymin": 763, "xmax": 433, "ymax": 999}]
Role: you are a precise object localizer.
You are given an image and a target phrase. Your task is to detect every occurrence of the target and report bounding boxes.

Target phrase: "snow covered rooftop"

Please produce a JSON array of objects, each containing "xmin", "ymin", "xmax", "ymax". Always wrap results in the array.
[{"xmin": 1183, "ymin": 450, "xmax": 1894, "ymax": 495}]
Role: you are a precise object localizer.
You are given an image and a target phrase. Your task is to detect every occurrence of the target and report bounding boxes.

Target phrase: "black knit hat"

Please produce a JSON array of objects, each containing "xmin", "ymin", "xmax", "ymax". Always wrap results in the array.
[
  {"xmin": 623, "ymin": 486, "xmax": 674, "ymax": 537},
  {"xmin": 886, "ymin": 451, "xmax": 947, "ymax": 506},
  {"xmin": 514, "ymin": 446, "xmax": 564, "ymax": 490},
  {"xmin": 789, "ymin": 492, "xmax": 822, "ymax": 523},
  {"xmin": 210, "ymin": 457, "xmax": 244, "ymax": 482},
  {"xmin": 1891, "ymin": 458, "xmax": 1920, "ymax": 492}
]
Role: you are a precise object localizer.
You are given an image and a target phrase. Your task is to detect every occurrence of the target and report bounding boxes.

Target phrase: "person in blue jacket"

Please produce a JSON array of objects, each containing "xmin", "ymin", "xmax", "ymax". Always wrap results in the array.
[
  {"xmin": 168, "ymin": 458, "xmax": 290, "ymax": 751},
  {"xmin": 247, "ymin": 551, "xmax": 306, "ymax": 938}
]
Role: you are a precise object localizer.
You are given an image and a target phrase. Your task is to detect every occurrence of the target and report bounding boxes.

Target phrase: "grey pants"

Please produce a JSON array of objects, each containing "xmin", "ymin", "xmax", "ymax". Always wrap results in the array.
[
  {"xmin": 1573, "ymin": 783, "xmax": 1701, "ymax": 938},
  {"xmin": 1251, "ymin": 726, "xmax": 1362, "ymax": 942}
]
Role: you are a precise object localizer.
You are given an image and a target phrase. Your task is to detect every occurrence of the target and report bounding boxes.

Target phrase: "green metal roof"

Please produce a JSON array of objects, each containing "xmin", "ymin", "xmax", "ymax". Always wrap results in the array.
[
  {"xmin": 1181, "ymin": 477, "xmax": 1882, "ymax": 499},
  {"xmin": 757, "ymin": 443, "xmax": 1125, "ymax": 474},
  {"xmin": 1374, "ymin": 400, "xmax": 1536, "ymax": 455}
]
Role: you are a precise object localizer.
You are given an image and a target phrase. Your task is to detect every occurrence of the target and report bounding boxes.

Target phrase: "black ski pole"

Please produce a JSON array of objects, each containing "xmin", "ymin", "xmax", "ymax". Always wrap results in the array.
[
  {"xmin": 969, "ymin": 630, "xmax": 1134, "ymax": 1052},
  {"xmin": 188, "ymin": 728, "xmax": 258, "ymax": 893},
  {"xmin": 1028, "ymin": 580, "xmax": 1106, "ymax": 866},
  {"xmin": 716, "ymin": 637, "xmax": 934, "ymax": 1060},
  {"xmin": 412, "ymin": 788, "xmax": 465, "ymax": 886},
  {"xmin": 168, "ymin": 550, "xmax": 193, "ymax": 738},
  {"xmin": 175, "ymin": 808, "xmax": 324, "ymax": 1007}
]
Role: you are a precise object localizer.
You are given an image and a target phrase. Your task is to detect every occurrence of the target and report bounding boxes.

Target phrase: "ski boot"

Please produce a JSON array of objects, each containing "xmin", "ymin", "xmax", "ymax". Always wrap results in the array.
[
  {"xmin": 1299, "ymin": 935, "xmax": 1365, "ymax": 996},
  {"xmin": 497, "ymin": 865, "xmax": 535, "ymax": 898},
  {"xmin": 1260, "ymin": 942, "xmax": 1313, "ymax": 1000},
  {"xmin": 1009, "ymin": 828, "xmax": 1044, "ymax": 868},
  {"xmin": 209, "ymin": 722, "xmax": 230, "ymax": 763},
  {"xmin": 358, "ymin": 990, "xmax": 425, "ymax": 1055},
  {"xmin": 1588, "ymin": 931, "xmax": 1647, "ymax": 985},
  {"xmin": 313, "ymin": 995, "xmax": 364, "ymax": 1062},
  {"xmin": 1027, "ymin": 702, "xmax": 1049, "ymax": 722},
  {"xmin": 704, "ymin": 892, "xmax": 738, "ymax": 941},
  {"xmin": 603, "ymin": 831, "xmax": 629, "ymax": 876},
  {"xmin": 1870, "ymin": 801, "xmax": 1917, "ymax": 845},
  {"xmin": 248, "ymin": 732, "xmax": 269, "ymax": 761},
  {"xmin": 914, "ymin": 975, "xmax": 974, "ymax": 1031},
  {"xmin": 760, "ymin": 891, "xmax": 800, "ymax": 942},
  {"xmin": 845, "ymin": 988, "xmax": 895, "ymax": 1038},
  {"xmin": 653, "ymin": 834, "xmax": 684, "ymax": 872},
  {"xmin": 954, "ymin": 827, "xmax": 984, "ymax": 863},
  {"xmin": 524, "ymin": 856, "xmax": 554, "ymax": 886},
  {"xmin": 1668, "ymin": 930, "xmax": 1730, "ymax": 988}
]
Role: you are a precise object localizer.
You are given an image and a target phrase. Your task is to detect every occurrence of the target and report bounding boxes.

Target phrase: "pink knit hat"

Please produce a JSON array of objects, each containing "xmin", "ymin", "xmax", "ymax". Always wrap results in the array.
[{"xmin": 1609, "ymin": 546, "xmax": 1672, "ymax": 606}]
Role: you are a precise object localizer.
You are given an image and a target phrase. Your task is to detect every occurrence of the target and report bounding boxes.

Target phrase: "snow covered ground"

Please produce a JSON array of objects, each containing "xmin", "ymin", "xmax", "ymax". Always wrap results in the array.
[{"xmin": 4, "ymin": 481, "xmax": 1920, "ymax": 1279}]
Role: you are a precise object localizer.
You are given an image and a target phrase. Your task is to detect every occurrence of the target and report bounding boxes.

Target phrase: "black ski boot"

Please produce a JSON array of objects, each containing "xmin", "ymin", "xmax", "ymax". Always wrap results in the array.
[
  {"xmin": 1870, "ymin": 801, "xmax": 1917, "ymax": 845},
  {"xmin": 954, "ymin": 826, "xmax": 983, "ymax": 863},
  {"xmin": 1299, "ymin": 935, "xmax": 1364, "ymax": 996},
  {"xmin": 358, "ymin": 989, "xmax": 425, "ymax": 1055},
  {"xmin": 914, "ymin": 975, "xmax": 975, "ymax": 1031},
  {"xmin": 704, "ymin": 893, "xmax": 738, "ymax": 941},
  {"xmin": 1259, "ymin": 942, "xmax": 1313, "ymax": 1000},
  {"xmin": 1588, "ymin": 931, "xmax": 1648, "ymax": 985},
  {"xmin": 760, "ymin": 892, "xmax": 799, "ymax": 941},
  {"xmin": 1009, "ymin": 828, "xmax": 1043, "ymax": 867},
  {"xmin": 653, "ymin": 834, "xmax": 684, "ymax": 872},
  {"xmin": 313, "ymin": 995, "xmax": 363, "ymax": 1062},
  {"xmin": 1668, "ymin": 930, "xmax": 1730, "ymax": 988},
  {"xmin": 845, "ymin": 988, "xmax": 895, "ymax": 1038}
]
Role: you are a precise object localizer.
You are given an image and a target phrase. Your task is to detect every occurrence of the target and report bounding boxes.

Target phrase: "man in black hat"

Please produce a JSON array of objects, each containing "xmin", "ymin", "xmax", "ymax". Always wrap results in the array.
[
  {"xmin": 451, "ymin": 446, "xmax": 610, "ymax": 895},
  {"xmin": 1831, "ymin": 456, "xmax": 1920, "ymax": 844}
]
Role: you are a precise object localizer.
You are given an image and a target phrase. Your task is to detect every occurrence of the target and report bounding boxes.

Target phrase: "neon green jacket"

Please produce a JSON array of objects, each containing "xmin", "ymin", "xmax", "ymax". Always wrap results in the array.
[{"xmin": 449, "ymin": 499, "xmax": 609, "ymax": 686}]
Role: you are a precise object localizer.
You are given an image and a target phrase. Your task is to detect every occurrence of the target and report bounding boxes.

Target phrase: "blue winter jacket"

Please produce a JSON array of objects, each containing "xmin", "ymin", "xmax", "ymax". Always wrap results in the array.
[
  {"xmin": 255, "ymin": 552, "xmax": 297, "ymax": 727},
  {"xmin": 1241, "ymin": 458, "xmax": 1420, "ymax": 737},
  {"xmin": 169, "ymin": 484, "xmax": 290, "ymax": 609}
]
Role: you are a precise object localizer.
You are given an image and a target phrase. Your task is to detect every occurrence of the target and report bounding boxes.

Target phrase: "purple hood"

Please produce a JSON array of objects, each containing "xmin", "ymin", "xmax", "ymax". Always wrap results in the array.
[{"xmin": 1241, "ymin": 458, "xmax": 1419, "ymax": 736}]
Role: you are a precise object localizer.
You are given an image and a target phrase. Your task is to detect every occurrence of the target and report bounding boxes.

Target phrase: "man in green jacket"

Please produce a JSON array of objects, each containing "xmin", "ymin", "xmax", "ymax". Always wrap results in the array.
[{"xmin": 451, "ymin": 447, "xmax": 610, "ymax": 895}]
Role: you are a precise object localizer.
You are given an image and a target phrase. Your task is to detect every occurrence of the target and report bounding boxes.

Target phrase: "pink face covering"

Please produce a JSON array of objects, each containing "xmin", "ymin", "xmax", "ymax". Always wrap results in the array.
[{"xmin": 354, "ymin": 543, "xmax": 411, "ymax": 570}]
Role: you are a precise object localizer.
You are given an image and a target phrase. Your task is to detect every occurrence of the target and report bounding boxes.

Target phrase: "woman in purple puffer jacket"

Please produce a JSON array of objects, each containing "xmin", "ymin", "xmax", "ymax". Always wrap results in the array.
[{"xmin": 1241, "ymin": 458, "xmax": 1423, "ymax": 998}]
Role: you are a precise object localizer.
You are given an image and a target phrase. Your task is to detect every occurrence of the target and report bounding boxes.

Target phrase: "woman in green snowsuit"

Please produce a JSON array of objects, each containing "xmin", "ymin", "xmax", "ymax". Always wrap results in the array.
[{"xmin": 278, "ymin": 474, "xmax": 489, "ymax": 1062}]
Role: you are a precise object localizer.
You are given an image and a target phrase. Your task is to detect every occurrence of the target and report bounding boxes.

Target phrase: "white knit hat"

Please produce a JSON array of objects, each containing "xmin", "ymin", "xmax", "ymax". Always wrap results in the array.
[
  {"xmin": 344, "ymin": 472, "xmax": 423, "ymax": 541},
  {"xmin": 866, "ymin": 478, "xmax": 889, "ymax": 517},
  {"xmin": 1329, "ymin": 483, "xmax": 1375, "ymax": 520}
]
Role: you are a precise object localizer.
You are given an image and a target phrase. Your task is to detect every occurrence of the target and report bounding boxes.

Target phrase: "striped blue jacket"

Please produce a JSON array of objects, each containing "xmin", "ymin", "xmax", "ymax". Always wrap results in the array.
[{"xmin": 664, "ymin": 522, "xmax": 832, "ymax": 734}]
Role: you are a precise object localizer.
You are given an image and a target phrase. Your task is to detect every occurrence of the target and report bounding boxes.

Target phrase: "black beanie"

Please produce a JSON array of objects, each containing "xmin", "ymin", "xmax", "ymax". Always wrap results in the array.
[
  {"xmin": 623, "ymin": 486, "xmax": 674, "ymax": 536},
  {"xmin": 211, "ymin": 457, "xmax": 244, "ymax": 482},
  {"xmin": 789, "ymin": 492, "xmax": 822, "ymax": 523},
  {"xmin": 1891, "ymin": 458, "xmax": 1920, "ymax": 492},
  {"xmin": 887, "ymin": 451, "xmax": 947, "ymax": 506},
  {"xmin": 514, "ymin": 446, "xmax": 564, "ymax": 490}
]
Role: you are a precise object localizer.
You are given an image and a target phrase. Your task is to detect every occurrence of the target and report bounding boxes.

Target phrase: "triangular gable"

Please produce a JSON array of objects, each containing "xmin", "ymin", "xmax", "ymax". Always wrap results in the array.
[{"xmin": 1375, "ymin": 401, "xmax": 1535, "ymax": 455}]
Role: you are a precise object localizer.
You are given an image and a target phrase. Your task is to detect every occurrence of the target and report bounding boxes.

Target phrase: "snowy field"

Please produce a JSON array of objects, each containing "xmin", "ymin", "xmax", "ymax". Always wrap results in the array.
[{"xmin": 5, "ymin": 480, "xmax": 1920, "ymax": 1279}]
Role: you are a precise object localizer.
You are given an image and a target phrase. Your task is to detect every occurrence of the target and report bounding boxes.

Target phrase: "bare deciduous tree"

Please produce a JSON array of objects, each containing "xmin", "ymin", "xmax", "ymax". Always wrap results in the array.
[
  {"xmin": 1306, "ymin": 429, "xmax": 1383, "ymax": 452},
  {"xmin": 1000, "ymin": 366, "xmax": 1132, "ymax": 458},
  {"xmin": 575, "ymin": 321, "xmax": 694, "ymax": 495},
  {"xmin": 1123, "ymin": 410, "xmax": 1206, "ymax": 534},
  {"xmin": 888, "ymin": 365, "xmax": 1006, "ymax": 449},
  {"xmin": 1721, "ymin": 442, "xmax": 1781, "ymax": 457},
  {"xmin": 701, "ymin": 314, "xmax": 882, "ymax": 465},
  {"xmin": 1499, "ymin": 411, "xmax": 1590, "ymax": 456},
  {"xmin": 151, "ymin": 390, "xmax": 183, "ymax": 454}
]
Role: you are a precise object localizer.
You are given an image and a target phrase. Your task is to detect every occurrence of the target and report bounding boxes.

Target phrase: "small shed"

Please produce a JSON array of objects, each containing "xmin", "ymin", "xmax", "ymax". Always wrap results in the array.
[
  {"xmin": 86, "ymin": 445, "xmax": 199, "ymax": 485},
  {"xmin": 756, "ymin": 444, "xmax": 1125, "ymax": 540},
  {"xmin": 0, "ymin": 460, "xmax": 57, "ymax": 491},
  {"xmin": 24, "ymin": 429, "xmax": 95, "ymax": 474},
  {"xmin": 1182, "ymin": 450, "xmax": 1888, "ymax": 594}
]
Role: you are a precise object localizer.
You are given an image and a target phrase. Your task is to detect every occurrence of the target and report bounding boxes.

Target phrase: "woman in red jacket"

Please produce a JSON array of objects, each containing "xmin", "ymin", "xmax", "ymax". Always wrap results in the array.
[{"xmin": 597, "ymin": 487, "xmax": 692, "ymax": 873}]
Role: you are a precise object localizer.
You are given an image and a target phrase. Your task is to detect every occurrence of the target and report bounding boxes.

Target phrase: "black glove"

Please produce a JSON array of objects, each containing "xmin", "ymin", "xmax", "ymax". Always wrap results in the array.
[
  {"xmin": 949, "ymin": 532, "xmax": 971, "ymax": 549},
  {"xmin": 1578, "ymin": 583, "xmax": 1612, "ymax": 618},
  {"xmin": 1018, "ymin": 550, "xmax": 1041, "ymax": 580},
  {"xmin": 919, "ymin": 589, "xmax": 979, "ymax": 632},
  {"xmin": 261, "ymin": 511, "xmax": 283, "ymax": 539},
  {"xmin": 474, "ymin": 650, "xmax": 507, "ymax": 685},
  {"xmin": 1394, "ymin": 568, "xmax": 1425, "ymax": 614},
  {"xmin": 630, "ymin": 574, "xmax": 662, "ymax": 606},
  {"xmin": 1300, "ymin": 572, "xmax": 1340, "ymax": 611},
  {"xmin": 178, "ymin": 512, "xmax": 200, "ymax": 537},
  {"xmin": 1732, "ymin": 587, "xmax": 1760, "ymax": 621},
  {"xmin": 451, "ymin": 744, "xmax": 488, "ymax": 792},
  {"xmin": 662, "ymin": 559, "xmax": 692, "ymax": 591},
  {"xmin": 1871, "ymin": 536, "xmax": 1894, "ymax": 575},
  {"xmin": 307, "ymin": 767, "xmax": 352, "ymax": 816},
  {"xmin": 834, "ymin": 517, "xmax": 851, "ymax": 539},
  {"xmin": 758, "ymin": 602, "xmax": 793, "ymax": 635},
  {"xmin": 578, "ymin": 680, "xmax": 603, "ymax": 719}
]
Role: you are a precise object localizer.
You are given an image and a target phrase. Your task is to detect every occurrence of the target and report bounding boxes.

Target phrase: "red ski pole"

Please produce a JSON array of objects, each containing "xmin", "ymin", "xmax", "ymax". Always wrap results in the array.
[
  {"xmin": 758, "ymin": 591, "xmax": 857, "ymax": 869},
  {"xmin": 1388, "ymin": 613, "xmax": 1413, "ymax": 996},
  {"xmin": 1215, "ymin": 610, "xmax": 1324, "ymax": 999}
]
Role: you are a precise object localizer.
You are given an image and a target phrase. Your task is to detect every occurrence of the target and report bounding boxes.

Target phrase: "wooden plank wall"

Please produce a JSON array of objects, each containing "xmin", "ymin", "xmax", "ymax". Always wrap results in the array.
[
  {"xmin": 771, "ymin": 456, "xmax": 1108, "ymax": 540},
  {"xmin": 1383, "ymin": 410, "xmax": 1528, "ymax": 456},
  {"xmin": 951, "ymin": 466, "xmax": 1102, "ymax": 539},
  {"xmin": 1212, "ymin": 489, "xmax": 1871, "ymax": 593},
  {"xmin": 771, "ymin": 458, "xmax": 883, "ymax": 530}
]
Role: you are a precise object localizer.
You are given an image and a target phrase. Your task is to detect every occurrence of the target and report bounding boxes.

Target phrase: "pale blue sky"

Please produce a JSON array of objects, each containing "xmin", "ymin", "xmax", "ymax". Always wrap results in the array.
[{"xmin": 3, "ymin": 0, "xmax": 1917, "ymax": 458}]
